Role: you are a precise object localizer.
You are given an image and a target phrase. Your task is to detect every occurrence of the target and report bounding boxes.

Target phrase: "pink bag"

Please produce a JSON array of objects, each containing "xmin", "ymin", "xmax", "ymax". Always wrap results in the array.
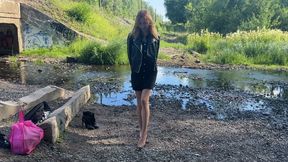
[{"xmin": 9, "ymin": 110, "xmax": 44, "ymax": 155}]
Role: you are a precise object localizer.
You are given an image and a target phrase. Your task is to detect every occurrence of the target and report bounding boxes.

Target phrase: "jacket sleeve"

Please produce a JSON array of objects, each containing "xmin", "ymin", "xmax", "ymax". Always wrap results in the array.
[
  {"xmin": 156, "ymin": 36, "xmax": 160, "ymax": 59},
  {"xmin": 127, "ymin": 34, "xmax": 132, "ymax": 65}
]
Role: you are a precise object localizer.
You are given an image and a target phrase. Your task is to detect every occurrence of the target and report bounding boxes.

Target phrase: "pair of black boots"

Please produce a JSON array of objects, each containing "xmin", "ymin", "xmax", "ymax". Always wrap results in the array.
[
  {"xmin": 82, "ymin": 111, "xmax": 99, "ymax": 130},
  {"xmin": 0, "ymin": 133, "xmax": 10, "ymax": 149}
]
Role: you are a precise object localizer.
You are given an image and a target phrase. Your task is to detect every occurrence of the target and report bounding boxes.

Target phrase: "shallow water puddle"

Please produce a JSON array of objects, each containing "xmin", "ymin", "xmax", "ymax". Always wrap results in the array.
[{"xmin": 0, "ymin": 62, "xmax": 287, "ymax": 119}]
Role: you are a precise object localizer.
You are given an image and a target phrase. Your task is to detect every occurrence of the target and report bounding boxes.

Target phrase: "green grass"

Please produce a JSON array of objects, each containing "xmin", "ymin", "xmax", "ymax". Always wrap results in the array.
[
  {"xmin": 8, "ymin": 56, "xmax": 18, "ymax": 63},
  {"xmin": 22, "ymin": 46, "xmax": 71, "ymax": 58},
  {"xmin": 160, "ymin": 41, "xmax": 186, "ymax": 49},
  {"xmin": 187, "ymin": 29, "xmax": 288, "ymax": 66},
  {"xmin": 67, "ymin": 3, "xmax": 91, "ymax": 22},
  {"xmin": 21, "ymin": 38, "xmax": 128, "ymax": 65},
  {"xmin": 158, "ymin": 52, "xmax": 171, "ymax": 60},
  {"xmin": 21, "ymin": 39, "xmax": 88, "ymax": 58},
  {"xmin": 21, "ymin": 0, "xmax": 288, "ymax": 68},
  {"xmin": 186, "ymin": 30, "xmax": 222, "ymax": 54},
  {"xmin": 79, "ymin": 39, "xmax": 128, "ymax": 65},
  {"xmin": 50, "ymin": 0, "xmax": 130, "ymax": 41}
]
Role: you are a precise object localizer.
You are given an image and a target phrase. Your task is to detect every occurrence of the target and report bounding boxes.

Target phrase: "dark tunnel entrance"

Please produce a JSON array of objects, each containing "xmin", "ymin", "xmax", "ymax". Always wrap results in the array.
[{"xmin": 0, "ymin": 23, "xmax": 19, "ymax": 56}]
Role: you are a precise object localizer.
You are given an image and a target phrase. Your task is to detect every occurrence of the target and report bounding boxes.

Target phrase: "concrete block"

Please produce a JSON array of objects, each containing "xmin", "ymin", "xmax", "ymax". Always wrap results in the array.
[
  {"xmin": 19, "ymin": 85, "xmax": 65, "ymax": 111},
  {"xmin": 41, "ymin": 85, "xmax": 90, "ymax": 143},
  {"xmin": 0, "ymin": 85, "xmax": 65, "ymax": 121},
  {"xmin": 38, "ymin": 116, "xmax": 58, "ymax": 143},
  {"xmin": 0, "ymin": 101, "xmax": 19, "ymax": 121}
]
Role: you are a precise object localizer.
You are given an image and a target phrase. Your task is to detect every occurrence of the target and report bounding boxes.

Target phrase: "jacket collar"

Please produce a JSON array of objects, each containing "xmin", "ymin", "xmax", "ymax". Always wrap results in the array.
[{"xmin": 133, "ymin": 34, "xmax": 155, "ymax": 45}]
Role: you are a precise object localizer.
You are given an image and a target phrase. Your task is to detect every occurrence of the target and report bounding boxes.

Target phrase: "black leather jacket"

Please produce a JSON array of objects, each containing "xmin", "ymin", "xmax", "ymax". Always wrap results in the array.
[{"xmin": 127, "ymin": 33, "xmax": 160, "ymax": 73}]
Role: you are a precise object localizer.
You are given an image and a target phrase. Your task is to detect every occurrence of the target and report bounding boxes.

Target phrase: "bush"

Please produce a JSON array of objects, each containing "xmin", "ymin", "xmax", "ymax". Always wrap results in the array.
[
  {"xmin": 187, "ymin": 30, "xmax": 222, "ymax": 54},
  {"xmin": 84, "ymin": 0, "xmax": 98, "ymax": 5},
  {"xmin": 202, "ymin": 29, "xmax": 288, "ymax": 66},
  {"xmin": 78, "ymin": 42, "xmax": 101, "ymax": 63},
  {"xmin": 253, "ymin": 47, "xmax": 288, "ymax": 65},
  {"xmin": 67, "ymin": 3, "xmax": 91, "ymax": 22},
  {"xmin": 189, "ymin": 40, "xmax": 209, "ymax": 54},
  {"xmin": 214, "ymin": 51, "xmax": 249, "ymax": 65},
  {"xmin": 78, "ymin": 41, "xmax": 123, "ymax": 65}
]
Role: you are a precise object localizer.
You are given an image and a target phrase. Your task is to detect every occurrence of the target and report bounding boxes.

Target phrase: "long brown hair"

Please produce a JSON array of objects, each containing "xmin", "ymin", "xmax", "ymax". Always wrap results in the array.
[{"xmin": 132, "ymin": 10, "xmax": 159, "ymax": 40}]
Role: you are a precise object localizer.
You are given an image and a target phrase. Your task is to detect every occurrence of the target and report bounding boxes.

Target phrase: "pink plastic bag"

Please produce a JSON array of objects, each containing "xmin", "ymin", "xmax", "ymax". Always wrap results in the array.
[{"xmin": 9, "ymin": 110, "xmax": 44, "ymax": 155}]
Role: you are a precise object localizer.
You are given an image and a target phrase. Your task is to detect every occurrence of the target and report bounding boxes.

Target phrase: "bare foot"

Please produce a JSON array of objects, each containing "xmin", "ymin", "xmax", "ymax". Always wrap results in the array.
[
  {"xmin": 139, "ymin": 135, "xmax": 149, "ymax": 144},
  {"xmin": 137, "ymin": 138, "xmax": 146, "ymax": 148},
  {"xmin": 137, "ymin": 133, "xmax": 147, "ymax": 148}
]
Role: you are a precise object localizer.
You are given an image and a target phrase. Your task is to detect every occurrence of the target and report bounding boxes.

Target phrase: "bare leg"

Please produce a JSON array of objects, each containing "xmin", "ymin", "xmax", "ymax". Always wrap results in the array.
[
  {"xmin": 135, "ymin": 91, "xmax": 142, "ymax": 138},
  {"xmin": 138, "ymin": 89, "xmax": 151, "ymax": 148}
]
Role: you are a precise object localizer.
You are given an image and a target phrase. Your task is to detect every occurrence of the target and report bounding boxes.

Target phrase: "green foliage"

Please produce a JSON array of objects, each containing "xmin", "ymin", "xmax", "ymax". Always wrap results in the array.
[
  {"xmin": 100, "ymin": 0, "xmax": 159, "ymax": 21},
  {"xmin": 252, "ymin": 44, "xmax": 288, "ymax": 65},
  {"xmin": 51, "ymin": 0, "xmax": 130, "ymax": 40},
  {"xmin": 67, "ymin": 3, "xmax": 91, "ymax": 22},
  {"xmin": 78, "ymin": 40, "xmax": 124, "ymax": 65},
  {"xmin": 78, "ymin": 42, "xmax": 100, "ymax": 63},
  {"xmin": 115, "ymin": 40, "xmax": 129, "ymax": 65},
  {"xmin": 21, "ymin": 0, "xmax": 168, "ymax": 65},
  {"xmin": 164, "ymin": 0, "xmax": 288, "ymax": 34},
  {"xmin": 21, "ymin": 38, "xmax": 128, "ymax": 65},
  {"xmin": 8, "ymin": 56, "xmax": 17, "ymax": 63},
  {"xmin": 158, "ymin": 52, "xmax": 171, "ymax": 60},
  {"xmin": 22, "ymin": 46, "xmax": 71, "ymax": 58},
  {"xmin": 164, "ymin": 0, "xmax": 189, "ymax": 24},
  {"xmin": 186, "ymin": 30, "xmax": 222, "ymax": 54},
  {"xmin": 84, "ymin": 0, "xmax": 99, "ymax": 5},
  {"xmin": 201, "ymin": 29, "xmax": 288, "ymax": 66},
  {"xmin": 160, "ymin": 41, "xmax": 186, "ymax": 49},
  {"xmin": 21, "ymin": 39, "xmax": 91, "ymax": 58},
  {"xmin": 214, "ymin": 51, "xmax": 250, "ymax": 65}
]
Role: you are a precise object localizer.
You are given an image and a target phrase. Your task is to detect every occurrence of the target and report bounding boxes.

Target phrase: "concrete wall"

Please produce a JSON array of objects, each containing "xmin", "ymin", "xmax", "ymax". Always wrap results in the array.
[
  {"xmin": 0, "ymin": 0, "xmax": 78, "ymax": 54},
  {"xmin": 20, "ymin": 3, "xmax": 77, "ymax": 49},
  {"xmin": 0, "ymin": 1, "xmax": 23, "ymax": 53}
]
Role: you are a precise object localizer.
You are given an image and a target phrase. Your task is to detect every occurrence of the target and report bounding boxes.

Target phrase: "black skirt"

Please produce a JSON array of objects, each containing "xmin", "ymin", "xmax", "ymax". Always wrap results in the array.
[{"xmin": 131, "ymin": 70, "xmax": 157, "ymax": 91}]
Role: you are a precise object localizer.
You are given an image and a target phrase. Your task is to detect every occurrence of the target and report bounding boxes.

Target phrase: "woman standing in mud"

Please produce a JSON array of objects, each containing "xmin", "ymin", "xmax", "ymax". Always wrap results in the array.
[{"xmin": 127, "ymin": 10, "xmax": 160, "ymax": 148}]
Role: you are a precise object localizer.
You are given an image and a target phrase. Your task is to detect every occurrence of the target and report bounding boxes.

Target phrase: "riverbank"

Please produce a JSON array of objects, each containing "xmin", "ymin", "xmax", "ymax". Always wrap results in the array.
[
  {"xmin": 157, "ymin": 48, "xmax": 288, "ymax": 72},
  {"xmin": 1, "ymin": 77, "xmax": 288, "ymax": 161},
  {"xmin": 4, "ymin": 50, "xmax": 288, "ymax": 73}
]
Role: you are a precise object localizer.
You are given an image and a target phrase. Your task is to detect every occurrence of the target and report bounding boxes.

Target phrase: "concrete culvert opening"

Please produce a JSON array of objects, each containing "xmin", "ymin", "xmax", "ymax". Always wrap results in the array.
[{"xmin": 0, "ymin": 23, "xmax": 19, "ymax": 56}]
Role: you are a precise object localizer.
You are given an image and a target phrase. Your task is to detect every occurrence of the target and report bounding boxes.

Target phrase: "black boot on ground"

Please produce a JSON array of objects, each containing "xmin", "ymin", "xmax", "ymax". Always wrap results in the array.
[{"xmin": 82, "ymin": 111, "xmax": 99, "ymax": 130}]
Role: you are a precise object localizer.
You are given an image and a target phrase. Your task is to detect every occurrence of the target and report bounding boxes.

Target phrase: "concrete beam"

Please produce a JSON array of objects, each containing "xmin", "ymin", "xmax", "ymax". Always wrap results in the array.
[
  {"xmin": 0, "ymin": 101, "xmax": 19, "ymax": 121},
  {"xmin": 0, "ymin": 85, "xmax": 65, "ymax": 121},
  {"xmin": 38, "ymin": 116, "xmax": 58, "ymax": 143},
  {"xmin": 0, "ymin": 1, "xmax": 20, "ymax": 19},
  {"xmin": 19, "ymin": 85, "xmax": 65, "ymax": 110},
  {"xmin": 39, "ymin": 85, "xmax": 91, "ymax": 143}
]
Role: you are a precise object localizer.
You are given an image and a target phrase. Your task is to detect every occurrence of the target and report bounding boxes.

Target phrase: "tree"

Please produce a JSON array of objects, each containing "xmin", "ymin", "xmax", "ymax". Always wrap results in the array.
[
  {"xmin": 184, "ymin": 0, "xmax": 282, "ymax": 34},
  {"xmin": 164, "ymin": 0, "xmax": 189, "ymax": 24},
  {"xmin": 99, "ymin": 0, "xmax": 159, "ymax": 21},
  {"xmin": 239, "ymin": 0, "xmax": 279, "ymax": 30},
  {"xmin": 275, "ymin": 0, "xmax": 288, "ymax": 30}
]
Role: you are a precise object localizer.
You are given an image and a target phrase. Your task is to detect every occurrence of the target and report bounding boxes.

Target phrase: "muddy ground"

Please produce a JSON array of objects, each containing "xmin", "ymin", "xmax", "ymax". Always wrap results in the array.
[
  {"xmin": 1, "ymin": 55, "xmax": 288, "ymax": 161},
  {"xmin": 1, "ymin": 77, "xmax": 288, "ymax": 162}
]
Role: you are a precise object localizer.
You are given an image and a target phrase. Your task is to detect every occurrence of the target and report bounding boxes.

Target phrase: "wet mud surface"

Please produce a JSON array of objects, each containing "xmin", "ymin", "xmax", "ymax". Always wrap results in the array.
[{"xmin": 0, "ymin": 60, "xmax": 288, "ymax": 161}]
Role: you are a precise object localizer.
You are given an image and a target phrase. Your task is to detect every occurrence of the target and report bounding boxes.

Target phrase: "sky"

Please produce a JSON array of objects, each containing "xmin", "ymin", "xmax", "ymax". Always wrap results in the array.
[{"xmin": 144, "ymin": 0, "xmax": 168, "ymax": 21}]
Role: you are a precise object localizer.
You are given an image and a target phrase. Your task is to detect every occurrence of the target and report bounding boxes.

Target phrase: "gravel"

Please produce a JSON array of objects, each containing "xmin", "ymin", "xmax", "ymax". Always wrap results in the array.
[{"xmin": 1, "ymin": 80, "xmax": 288, "ymax": 161}]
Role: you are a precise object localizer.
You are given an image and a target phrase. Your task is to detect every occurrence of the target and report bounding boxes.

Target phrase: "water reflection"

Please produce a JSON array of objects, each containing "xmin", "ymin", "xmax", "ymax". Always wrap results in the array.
[
  {"xmin": 0, "ymin": 62, "xmax": 287, "ymax": 117},
  {"xmin": 0, "ymin": 62, "xmax": 21, "ymax": 82}
]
